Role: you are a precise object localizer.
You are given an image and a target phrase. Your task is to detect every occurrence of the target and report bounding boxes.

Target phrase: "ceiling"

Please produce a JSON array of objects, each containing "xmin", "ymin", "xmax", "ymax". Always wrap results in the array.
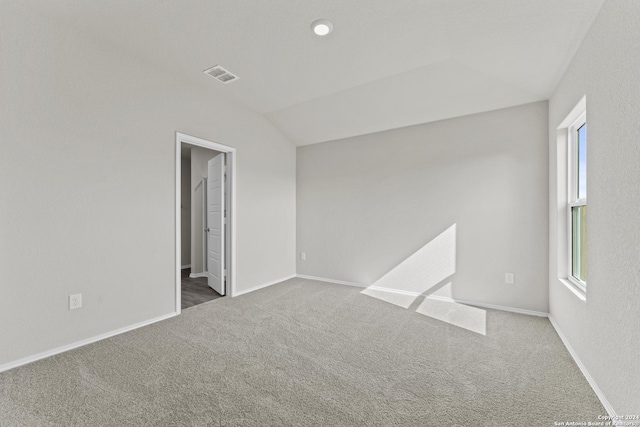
[{"xmin": 40, "ymin": 0, "xmax": 604, "ymax": 146}]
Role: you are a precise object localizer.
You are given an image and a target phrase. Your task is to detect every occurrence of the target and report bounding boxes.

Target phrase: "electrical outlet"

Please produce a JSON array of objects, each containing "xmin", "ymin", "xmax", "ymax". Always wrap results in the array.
[
  {"xmin": 69, "ymin": 293, "xmax": 82, "ymax": 310},
  {"xmin": 505, "ymin": 273, "xmax": 515, "ymax": 284},
  {"xmin": 300, "ymin": 252, "xmax": 306, "ymax": 261}
]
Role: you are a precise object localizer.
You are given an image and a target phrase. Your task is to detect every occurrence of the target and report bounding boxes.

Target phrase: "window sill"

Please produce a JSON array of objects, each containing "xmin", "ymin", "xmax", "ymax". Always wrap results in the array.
[{"xmin": 559, "ymin": 278, "xmax": 586, "ymax": 301}]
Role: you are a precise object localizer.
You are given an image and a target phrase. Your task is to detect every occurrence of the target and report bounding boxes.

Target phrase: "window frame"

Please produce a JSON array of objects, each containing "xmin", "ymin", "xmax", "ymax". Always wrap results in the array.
[{"xmin": 567, "ymin": 111, "xmax": 587, "ymax": 292}]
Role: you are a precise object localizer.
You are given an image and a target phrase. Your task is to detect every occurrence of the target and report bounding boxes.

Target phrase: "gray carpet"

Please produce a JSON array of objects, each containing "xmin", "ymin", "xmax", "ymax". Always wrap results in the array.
[{"xmin": 0, "ymin": 278, "xmax": 605, "ymax": 426}]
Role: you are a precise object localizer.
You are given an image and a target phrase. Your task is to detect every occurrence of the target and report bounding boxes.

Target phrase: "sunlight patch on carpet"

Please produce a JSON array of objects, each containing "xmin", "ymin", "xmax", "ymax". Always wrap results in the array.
[{"xmin": 415, "ymin": 297, "xmax": 486, "ymax": 335}]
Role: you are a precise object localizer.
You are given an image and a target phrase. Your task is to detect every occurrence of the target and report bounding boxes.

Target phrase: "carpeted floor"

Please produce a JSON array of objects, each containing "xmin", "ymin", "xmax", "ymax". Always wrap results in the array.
[{"xmin": 0, "ymin": 278, "xmax": 605, "ymax": 426}]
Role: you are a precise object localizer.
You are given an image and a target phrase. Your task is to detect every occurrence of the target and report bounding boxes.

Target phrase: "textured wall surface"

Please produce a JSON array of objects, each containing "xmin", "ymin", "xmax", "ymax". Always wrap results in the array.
[
  {"xmin": 0, "ymin": 5, "xmax": 296, "ymax": 367},
  {"xmin": 297, "ymin": 102, "xmax": 549, "ymax": 312},
  {"xmin": 548, "ymin": 0, "xmax": 640, "ymax": 414}
]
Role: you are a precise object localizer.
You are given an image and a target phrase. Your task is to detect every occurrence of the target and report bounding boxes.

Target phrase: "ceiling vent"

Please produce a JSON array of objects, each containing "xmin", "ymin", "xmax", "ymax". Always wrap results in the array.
[{"xmin": 203, "ymin": 65, "xmax": 239, "ymax": 84}]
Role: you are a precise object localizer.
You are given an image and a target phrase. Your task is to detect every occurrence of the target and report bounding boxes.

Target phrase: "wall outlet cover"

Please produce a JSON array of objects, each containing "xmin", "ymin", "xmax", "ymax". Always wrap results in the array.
[{"xmin": 69, "ymin": 294, "xmax": 82, "ymax": 310}]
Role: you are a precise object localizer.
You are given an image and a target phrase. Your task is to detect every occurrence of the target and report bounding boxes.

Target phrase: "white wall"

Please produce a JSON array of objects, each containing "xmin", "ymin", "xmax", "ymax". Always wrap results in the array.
[
  {"xmin": 297, "ymin": 102, "xmax": 549, "ymax": 312},
  {"xmin": 189, "ymin": 146, "xmax": 219, "ymax": 274},
  {"xmin": 181, "ymin": 156, "xmax": 191, "ymax": 267},
  {"xmin": 0, "ymin": 6, "xmax": 296, "ymax": 367},
  {"xmin": 548, "ymin": 0, "xmax": 640, "ymax": 414}
]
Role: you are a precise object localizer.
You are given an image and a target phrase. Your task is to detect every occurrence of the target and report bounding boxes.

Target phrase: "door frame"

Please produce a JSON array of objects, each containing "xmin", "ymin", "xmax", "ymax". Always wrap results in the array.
[{"xmin": 175, "ymin": 132, "xmax": 236, "ymax": 313}]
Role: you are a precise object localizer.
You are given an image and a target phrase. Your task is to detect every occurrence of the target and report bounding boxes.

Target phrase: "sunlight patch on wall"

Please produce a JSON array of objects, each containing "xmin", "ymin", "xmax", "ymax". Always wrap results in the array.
[
  {"xmin": 360, "ymin": 224, "xmax": 486, "ymax": 335},
  {"xmin": 361, "ymin": 224, "xmax": 457, "ymax": 307}
]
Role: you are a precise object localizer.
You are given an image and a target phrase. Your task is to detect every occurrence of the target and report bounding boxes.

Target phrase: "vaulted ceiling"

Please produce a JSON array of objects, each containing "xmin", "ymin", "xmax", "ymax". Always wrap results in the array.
[{"xmin": 40, "ymin": 0, "xmax": 604, "ymax": 145}]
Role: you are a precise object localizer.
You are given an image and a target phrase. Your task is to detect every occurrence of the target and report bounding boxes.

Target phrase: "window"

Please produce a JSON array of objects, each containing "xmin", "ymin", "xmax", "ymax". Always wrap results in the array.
[{"xmin": 568, "ymin": 112, "xmax": 587, "ymax": 290}]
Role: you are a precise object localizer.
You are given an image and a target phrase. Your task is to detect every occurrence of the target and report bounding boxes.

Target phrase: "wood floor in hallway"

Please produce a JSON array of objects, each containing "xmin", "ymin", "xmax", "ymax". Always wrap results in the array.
[{"xmin": 181, "ymin": 268, "xmax": 223, "ymax": 309}]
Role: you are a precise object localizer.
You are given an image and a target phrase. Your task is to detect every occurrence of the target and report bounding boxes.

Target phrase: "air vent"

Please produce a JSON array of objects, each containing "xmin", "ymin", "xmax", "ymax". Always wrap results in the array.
[{"xmin": 203, "ymin": 65, "xmax": 239, "ymax": 84}]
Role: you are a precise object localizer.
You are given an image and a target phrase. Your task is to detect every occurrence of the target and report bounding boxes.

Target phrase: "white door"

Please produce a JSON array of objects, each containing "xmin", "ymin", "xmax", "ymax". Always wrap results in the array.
[{"xmin": 207, "ymin": 153, "xmax": 225, "ymax": 295}]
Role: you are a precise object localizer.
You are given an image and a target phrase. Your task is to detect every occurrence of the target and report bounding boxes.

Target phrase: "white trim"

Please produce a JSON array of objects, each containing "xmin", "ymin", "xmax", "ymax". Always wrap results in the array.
[
  {"xmin": 548, "ymin": 316, "xmax": 617, "ymax": 418},
  {"xmin": 299, "ymin": 276, "xmax": 549, "ymax": 317},
  {"xmin": 424, "ymin": 294, "xmax": 456, "ymax": 303},
  {"xmin": 558, "ymin": 278, "xmax": 587, "ymax": 301},
  {"xmin": 366, "ymin": 285, "xmax": 419, "ymax": 296},
  {"xmin": 189, "ymin": 272, "xmax": 208, "ymax": 279},
  {"xmin": 567, "ymin": 111, "xmax": 587, "ymax": 206},
  {"xmin": 566, "ymin": 274, "xmax": 587, "ymax": 294},
  {"xmin": 0, "ymin": 312, "xmax": 177, "ymax": 374},
  {"xmin": 202, "ymin": 176, "xmax": 207, "ymax": 275},
  {"xmin": 181, "ymin": 264, "xmax": 191, "ymax": 270},
  {"xmin": 557, "ymin": 95, "xmax": 587, "ymax": 129},
  {"xmin": 229, "ymin": 149, "xmax": 237, "ymax": 297},
  {"xmin": 449, "ymin": 297, "xmax": 548, "ymax": 317},
  {"xmin": 234, "ymin": 274, "xmax": 296, "ymax": 297},
  {"xmin": 176, "ymin": 132, "xmax": 237, "ymax": 315},
  {"xmin": 369, "ymin": 287, "xmax": 548, "ymax": 317},
  {"xmin": 296, "ymin": 274, "xmax": 364, "ymax": 288},
  {"xmin": 568, "ymin": 199, "xmax": 587, "ymax": 208},
  {"xmin": 560, "ymin": 99, "xmax": 587, "ymax": 296}
]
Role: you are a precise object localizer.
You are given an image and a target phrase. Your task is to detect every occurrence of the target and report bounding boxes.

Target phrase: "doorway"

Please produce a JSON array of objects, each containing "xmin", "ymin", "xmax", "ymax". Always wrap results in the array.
[{"xmin": 175, "ymin": 132, "xmax": 236, "ymax": 314}]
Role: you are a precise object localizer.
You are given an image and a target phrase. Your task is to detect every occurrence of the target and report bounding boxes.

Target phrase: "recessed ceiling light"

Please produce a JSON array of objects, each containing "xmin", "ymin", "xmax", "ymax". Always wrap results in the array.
[{"xmin": 311, "ymin": 19, "xmax": 333, "ymax": 36}]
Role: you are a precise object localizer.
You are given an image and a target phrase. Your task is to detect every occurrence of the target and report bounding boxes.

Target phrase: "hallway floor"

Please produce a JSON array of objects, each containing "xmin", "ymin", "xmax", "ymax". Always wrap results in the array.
[{"xmin": 181, "ymin": 268, "xmax": 222, "ymax": 310}]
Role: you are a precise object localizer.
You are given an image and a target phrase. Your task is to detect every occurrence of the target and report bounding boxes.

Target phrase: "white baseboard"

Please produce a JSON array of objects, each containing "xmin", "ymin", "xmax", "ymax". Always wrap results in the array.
[
  {"xmin": 449, "ymin": 297, "xmax": 549, "ymax": 317},
  {"xmin": 548, "ymin": 316, "xmax": 617, "ymax": 419},
  {"xmin": 296, "ymin": 274, "xmax": 364, "ymax": 288},
  {"xmin": 424, "ymin": 294, "xmax": 456, "ymax": 302},
  {"xmin": 233, "ymin": 274, "xmax": 296, "ymax": 297},
  {"xmin": 181, "ymin": 264, "xmax": 191, "ymax": 269},
  {"xmin": 189, "ymin": 272, "xmax": 207, "ymax": 279},
  {"xmin": 299, "ymin": 276, "xmax": 548, "ymax": 317},
  {"xmin": 365, "ymin": 285, "xmax": 418, "ymax": 295},
  {"xmin": 0, "ymin": 312, "xmax": 177, "ymax": 374}
]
